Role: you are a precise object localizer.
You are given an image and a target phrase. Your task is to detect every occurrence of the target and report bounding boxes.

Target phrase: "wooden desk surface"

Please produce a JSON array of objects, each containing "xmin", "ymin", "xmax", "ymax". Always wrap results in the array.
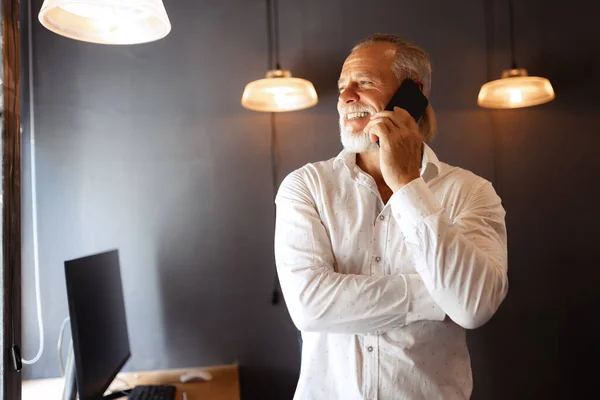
[{"xmin": 22, "ymin": 364, "xmax": 240, "ymax": 400}]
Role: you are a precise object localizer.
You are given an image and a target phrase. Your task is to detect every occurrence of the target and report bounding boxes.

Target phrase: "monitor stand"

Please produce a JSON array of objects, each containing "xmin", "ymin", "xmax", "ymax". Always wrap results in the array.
[
  {"xmin": 62, "ymin": 342, "xmax": 132, "ymax": 400},
  {"xmin": 62, "ymin": 343, "xmax": 77, "ymax": 400}
]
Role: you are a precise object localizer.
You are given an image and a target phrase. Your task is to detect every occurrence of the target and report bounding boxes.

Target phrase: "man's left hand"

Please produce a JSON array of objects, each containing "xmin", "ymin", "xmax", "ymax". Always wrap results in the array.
[{"xmin": 365, "ymin": 106, "xmax": 423, "ymax": 192}]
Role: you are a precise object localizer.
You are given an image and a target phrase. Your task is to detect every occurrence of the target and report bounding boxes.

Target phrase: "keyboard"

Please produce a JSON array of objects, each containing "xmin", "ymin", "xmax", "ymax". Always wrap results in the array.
[{"xmin": 128, "ymin": 385, "xmax": 176, "ymax": 400}]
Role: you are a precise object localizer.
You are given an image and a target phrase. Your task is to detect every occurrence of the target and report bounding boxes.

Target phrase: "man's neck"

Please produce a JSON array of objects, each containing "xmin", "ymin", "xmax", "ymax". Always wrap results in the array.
[
  {"xmin": 356, "ymin": 150, "xmax": 395, "ymax": 203},
  {"xmin": 356, "ymin": 150, "xmax": 385, "ymax": 185},
  {"xmin": 355, "ymin": 145, "xmax": 425, "ymax": 187}
]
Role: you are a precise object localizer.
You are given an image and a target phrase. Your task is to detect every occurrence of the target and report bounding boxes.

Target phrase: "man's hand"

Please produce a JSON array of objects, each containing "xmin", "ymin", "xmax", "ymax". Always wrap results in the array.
[{"xmin": 365, "ymin": 106, "xmax": 423, "ymax": 192}]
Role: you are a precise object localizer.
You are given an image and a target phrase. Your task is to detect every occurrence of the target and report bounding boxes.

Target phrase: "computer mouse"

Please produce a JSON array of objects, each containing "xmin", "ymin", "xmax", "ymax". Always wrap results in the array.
[{"xmin": 179, "ymin": 370, "xmax": 213, "ymax": 383}]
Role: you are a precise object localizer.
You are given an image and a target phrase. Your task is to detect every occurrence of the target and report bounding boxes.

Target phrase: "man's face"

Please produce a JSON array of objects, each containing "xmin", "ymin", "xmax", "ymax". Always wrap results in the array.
[{"xmin": 337, "ymin": 43, "xmax": 399, "ymax": 153}]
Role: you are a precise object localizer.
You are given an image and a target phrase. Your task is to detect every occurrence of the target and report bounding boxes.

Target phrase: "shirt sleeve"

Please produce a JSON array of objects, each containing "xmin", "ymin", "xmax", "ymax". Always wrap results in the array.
[
  {"xmin": 274, "ymin": 169, "xmax": 445, "ymax": 334},
  {"xmin": 390, "ymin": 176, "xmax": 509, "ymax": 329}
]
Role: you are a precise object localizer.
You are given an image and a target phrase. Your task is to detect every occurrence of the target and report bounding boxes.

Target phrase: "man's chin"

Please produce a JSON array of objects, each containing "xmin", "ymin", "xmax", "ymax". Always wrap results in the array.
[
  {"xmin": 340, "ymin": 131, "xmax": 379, "ymax": 153},
  {"xmin": 341, "ymin": 123, "xmax": 365, "ymax": 136}
]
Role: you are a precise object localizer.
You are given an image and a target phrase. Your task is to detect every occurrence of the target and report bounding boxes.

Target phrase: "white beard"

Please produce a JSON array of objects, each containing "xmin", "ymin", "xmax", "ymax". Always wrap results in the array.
[{"xmin": 339, "ymin": 120, "xmax": 379, "ymax": 153}]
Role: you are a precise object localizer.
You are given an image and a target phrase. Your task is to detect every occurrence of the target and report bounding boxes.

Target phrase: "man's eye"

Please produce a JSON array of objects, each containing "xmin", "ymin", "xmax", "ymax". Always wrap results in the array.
[
  {"xmin": 338, "ymin": 87, "xmax": 345, "ymax": 93},
  {"xmin": 360, "ymin": 80, "xmax": 372, "ymax": 85}
]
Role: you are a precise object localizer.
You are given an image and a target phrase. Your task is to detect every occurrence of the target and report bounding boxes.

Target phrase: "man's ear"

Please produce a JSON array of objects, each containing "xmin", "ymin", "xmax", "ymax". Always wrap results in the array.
[{"xmin": 415, "ymin": 81, "xmax": 424, "ymax": 92}]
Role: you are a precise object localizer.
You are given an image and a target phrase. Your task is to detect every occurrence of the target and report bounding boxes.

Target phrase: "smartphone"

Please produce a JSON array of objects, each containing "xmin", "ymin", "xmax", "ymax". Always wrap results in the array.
[{"xmin": 376, "ymin": 78, "xmax": 429, "ymax": 145}]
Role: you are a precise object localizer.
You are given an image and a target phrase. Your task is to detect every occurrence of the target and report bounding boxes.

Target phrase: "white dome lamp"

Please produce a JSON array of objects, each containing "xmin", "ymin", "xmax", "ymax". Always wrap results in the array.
[
  {"xmin": 478, "ymin": 0, "xmax": 555, "ymax": 109},
  {"xmin": 241, "ymin": 0, "xmax": 318, "ymax": 112},
  {"xmin": 38, "ymin": 0, "xmax": 171, "ymax": 45}
]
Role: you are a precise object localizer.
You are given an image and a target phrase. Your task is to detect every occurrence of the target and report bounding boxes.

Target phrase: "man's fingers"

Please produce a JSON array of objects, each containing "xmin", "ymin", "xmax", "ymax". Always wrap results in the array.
[
  {"xmin": 369, "ymin": 113, "xmax": 402, "ymax": 129},
  {"xmin": 366, "ymin": 121, "xmax": 386, "ymax": 144},
  {"xmin": 366, "ymin": 117, "xmax": 396, "ymax": 133},
  {"xmin": 366, "ymin": 119, "xmax": 395, "ymax": 144},
  {"xmin": 393, "ymin": 107, "xmax": 419, "ymax": 131},
  {"xmin": 367, "ymin": 116, "xmax": 410, "ymax": 142},
  {"xmin": 372, "ymin": 107, "xmax": 418, "ymax": 131},
  {"xmin": 365, "ymin": 118, "xmax": 398, "ymax": 147}
]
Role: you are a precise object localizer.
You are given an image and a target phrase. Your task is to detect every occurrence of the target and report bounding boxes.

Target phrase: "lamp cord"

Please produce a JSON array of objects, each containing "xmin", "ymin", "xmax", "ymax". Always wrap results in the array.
[
  {"xmin": 270, "ymin": 113, "xmax": 278, "ymax": 231},
  {"xmin": 273, "ymin": 0, "xmax": 281, "ymax": 70},
  {"xmin": 484, "ymin": 0, "xmax": 503, "ymax": 200},
  {"xmin": 266, "ymin": 0, "xmax": 281, "ymax": 70},
  {"xmin": 266, "ymin": 0, "xmax": 273, "ymax": 70},
  {"xmin": 508, "ymin": 0, "xmax": 517, "ymax": 69},
  {"xmin": 266, "ymin": 0, "xmax": 282, "ymax": 305},
  {"xmin": 270, "ymin": 112, "xmax": 280, "ymax": 305}
]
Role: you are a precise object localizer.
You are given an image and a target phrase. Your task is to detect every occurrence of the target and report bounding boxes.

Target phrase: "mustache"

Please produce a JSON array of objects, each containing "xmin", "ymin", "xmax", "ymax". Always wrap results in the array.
[{"xmin": 339, "ymin": 105, "xmax": 375, "ymax": 116}]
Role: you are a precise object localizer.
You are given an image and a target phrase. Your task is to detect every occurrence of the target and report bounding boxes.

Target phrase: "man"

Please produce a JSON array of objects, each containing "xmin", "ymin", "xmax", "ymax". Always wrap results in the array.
[{"xmin": 274, "ymin": 33, "xmax": 508, "ymax": 400}]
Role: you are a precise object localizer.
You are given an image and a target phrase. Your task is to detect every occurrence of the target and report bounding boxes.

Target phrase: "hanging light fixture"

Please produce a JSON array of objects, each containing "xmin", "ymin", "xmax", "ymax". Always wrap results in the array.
[
  {"xmin": 478, "ymin": 0, "xmax": 555, "ymax": 109},
  {"xmin": 241, "ymin": 0, "xmax": 318, "ymax": 112},
  {"xmin": 38, "ymin": 0, "xmax": 171, "ymax": 45}
]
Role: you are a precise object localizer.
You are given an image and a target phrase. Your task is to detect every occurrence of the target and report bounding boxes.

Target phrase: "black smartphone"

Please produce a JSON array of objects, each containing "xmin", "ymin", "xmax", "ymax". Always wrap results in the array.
[{"xmin": 376, "ymin": 78, "xmax": 429, "ymax": 145}]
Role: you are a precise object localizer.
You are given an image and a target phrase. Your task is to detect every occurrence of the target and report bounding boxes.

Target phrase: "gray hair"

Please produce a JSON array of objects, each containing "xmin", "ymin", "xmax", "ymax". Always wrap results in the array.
[{"xmin": 352, "ymin": 33, "xmax": 437, "ymax": 143}]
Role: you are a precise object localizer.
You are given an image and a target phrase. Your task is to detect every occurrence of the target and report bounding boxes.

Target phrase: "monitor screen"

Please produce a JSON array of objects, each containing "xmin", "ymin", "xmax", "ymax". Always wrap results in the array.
[{"xmin": 64, "ymin": 250, "xmax": 131, "ymax": 400}]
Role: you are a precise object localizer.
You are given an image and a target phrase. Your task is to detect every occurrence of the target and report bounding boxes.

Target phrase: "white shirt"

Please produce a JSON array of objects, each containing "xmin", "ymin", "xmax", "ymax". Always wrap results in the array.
[{"xmin": 274, "ymin": 144, "xmax": 508, "ymax": 400}]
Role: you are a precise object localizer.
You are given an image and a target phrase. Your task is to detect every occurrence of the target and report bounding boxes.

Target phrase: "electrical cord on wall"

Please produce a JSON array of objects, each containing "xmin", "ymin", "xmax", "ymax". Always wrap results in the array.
[
  {"xmin": 266, "ymin": 0, "xmax": 282, "ymax": 305},
  {"xmin": 508, "ymin": 0, "xmax": 517, "ymax": 70},
  {"xmin": 19, "ymin": 0, "xmax": 46, "ymax": 367},
  {"xmin": 270, "ymin": 112, "xmax": 280, "ymax": 305},
  {"xmin": 483, "ymin": 0, "xmax": 503, "ymax": 197}
]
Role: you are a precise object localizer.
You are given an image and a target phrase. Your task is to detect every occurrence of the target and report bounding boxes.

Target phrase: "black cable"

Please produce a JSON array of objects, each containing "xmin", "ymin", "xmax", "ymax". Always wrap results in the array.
[
  {"xmin": 273, "ymin": 0, "xmax": 281, "ymax": 70},
  {"xmin": 266, "ymin": 0, "xmax": 282, "ymax": 304},
  {"xmin": 508, "ymin": 0, "xmax": 517, "ymax": 69},
  {"xmin": 270, "ymin": 112, "xmax": 280, "ymax": 305},
  {"xmin": 266, "ymin": 0, "xmax": 273, "ymax": 70},
  {"xmin": 270, "ymin": 114, "xmax": 278, "ymax": 224},
  {"xmin": 266, "ymin": 0, "xmax": 281, "ymax": 70},
  {"xmin": 8, "ymin": 0, "xmax": 23, "ymax": 371},
  {"xmin": 484, "ymin": 0, "xmax": 503, "ymax": 198}
]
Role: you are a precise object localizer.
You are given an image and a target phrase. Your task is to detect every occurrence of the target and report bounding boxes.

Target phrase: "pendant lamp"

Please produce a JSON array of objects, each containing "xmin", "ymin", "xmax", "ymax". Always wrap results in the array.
[
  {"xmin": 38, "ymin": 0, "xmax": 171, "ymax": 45},
  {"xmin": 241, "ymin": 0, "xmax": 318, "ymax": 112},
  {"xmin": 478, "ymin": 0, "xmax": 555, "ymax": 109}
]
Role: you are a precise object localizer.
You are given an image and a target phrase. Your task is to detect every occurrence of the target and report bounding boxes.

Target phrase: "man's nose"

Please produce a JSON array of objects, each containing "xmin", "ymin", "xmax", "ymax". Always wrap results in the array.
[{"xmin": 339, "ymin": 87, "xmax": 359, "ymax": 104}]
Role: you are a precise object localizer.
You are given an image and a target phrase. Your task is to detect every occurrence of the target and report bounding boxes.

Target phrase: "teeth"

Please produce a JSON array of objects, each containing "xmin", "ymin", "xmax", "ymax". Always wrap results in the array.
[{"xmin": 347, "ymin": 112, "xmax": 370, "ymax": 120}]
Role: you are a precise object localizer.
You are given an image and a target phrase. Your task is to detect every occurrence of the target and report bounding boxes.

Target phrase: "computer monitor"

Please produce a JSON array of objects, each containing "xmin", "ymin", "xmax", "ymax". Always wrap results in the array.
[{"xmin": 63, "ymin": 250, "xmax": 131, "ymax": 400}]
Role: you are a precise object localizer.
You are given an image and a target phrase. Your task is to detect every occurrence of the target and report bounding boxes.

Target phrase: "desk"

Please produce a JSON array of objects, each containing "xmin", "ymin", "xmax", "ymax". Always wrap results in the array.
[{"xmin": 22, "ymin": 364, "xmax": 240, "ymax": 400}]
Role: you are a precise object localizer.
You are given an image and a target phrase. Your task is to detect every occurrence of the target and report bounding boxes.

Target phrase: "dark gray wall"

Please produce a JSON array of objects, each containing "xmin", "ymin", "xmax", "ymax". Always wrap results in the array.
[
  {"xmin": 19, "ymin": 0, "xmax": 599, "ymax": 399},
  {"xmin": 468, "ymin": 1, "xmax": 600, "ymax": 399}
]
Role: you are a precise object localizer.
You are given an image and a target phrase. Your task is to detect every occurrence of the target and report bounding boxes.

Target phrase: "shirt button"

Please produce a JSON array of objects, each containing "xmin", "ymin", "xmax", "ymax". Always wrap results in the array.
[
  {"xmin": 379, "ymin": 215, "xmax": 385, "ymax": 220},
  {"xmin": 375, "ymin": 256, "xmax": 381, "ymax": 262},
  {"xmin": 367, "ymin": 346, "xmax": 374, "ymax": 352}
]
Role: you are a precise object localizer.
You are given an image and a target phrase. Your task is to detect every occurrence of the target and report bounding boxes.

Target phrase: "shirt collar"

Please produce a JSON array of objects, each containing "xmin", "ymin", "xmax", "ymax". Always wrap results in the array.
[{"xmin": 334, "ymin": 143, "xmax": 441, "ymax": 182}]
